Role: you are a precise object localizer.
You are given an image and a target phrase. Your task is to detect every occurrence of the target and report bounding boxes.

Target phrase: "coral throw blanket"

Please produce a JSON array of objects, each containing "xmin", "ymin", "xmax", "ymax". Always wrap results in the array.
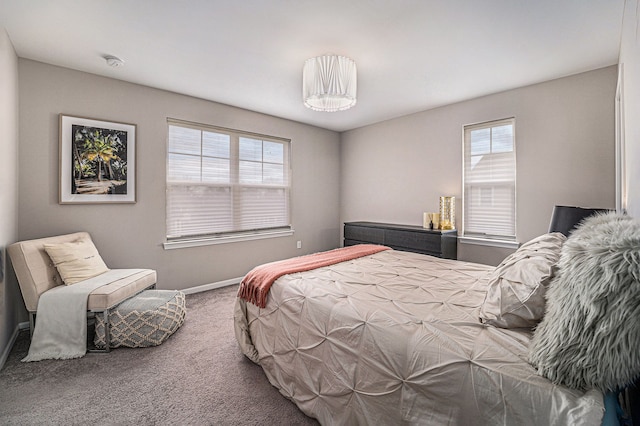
[{"xmin": 238, "ymin": 244, "xmax": 390, "ymax": 308}]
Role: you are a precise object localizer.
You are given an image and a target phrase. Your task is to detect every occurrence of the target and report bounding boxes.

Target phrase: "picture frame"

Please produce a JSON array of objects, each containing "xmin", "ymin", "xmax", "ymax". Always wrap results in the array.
[{"xmin": 59, "ymin": 114, "xmax": 136, "ymax": 204}]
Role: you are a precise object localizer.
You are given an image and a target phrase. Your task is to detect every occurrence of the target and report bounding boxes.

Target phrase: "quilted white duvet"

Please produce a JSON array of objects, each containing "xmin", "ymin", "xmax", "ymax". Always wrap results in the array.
[{"xmin": 234, "ymin": 249, "xmax": 603, "ymax": 425}]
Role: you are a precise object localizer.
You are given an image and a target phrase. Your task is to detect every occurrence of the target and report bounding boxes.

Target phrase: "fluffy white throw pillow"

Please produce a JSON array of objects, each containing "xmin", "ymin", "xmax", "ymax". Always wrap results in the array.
[{"xmin": 528, "ymin": 212, "xmax": 640, "ymax": 391}]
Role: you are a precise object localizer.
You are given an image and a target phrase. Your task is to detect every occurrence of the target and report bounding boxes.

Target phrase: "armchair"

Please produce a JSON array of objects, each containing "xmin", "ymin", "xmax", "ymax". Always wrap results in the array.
[{"xmin": 8, "ymin": 232, "xmax": 156, "ymax": 353}]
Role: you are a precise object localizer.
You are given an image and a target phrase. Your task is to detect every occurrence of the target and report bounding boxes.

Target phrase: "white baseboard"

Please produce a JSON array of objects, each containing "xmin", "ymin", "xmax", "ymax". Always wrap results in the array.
[
  {"xmin": 0, "ymin": 321, "xmax": 29, "ymax": 371},
  {"xmin": 180, "ymin": 276, "xmax": 242, "ymax": 295}
]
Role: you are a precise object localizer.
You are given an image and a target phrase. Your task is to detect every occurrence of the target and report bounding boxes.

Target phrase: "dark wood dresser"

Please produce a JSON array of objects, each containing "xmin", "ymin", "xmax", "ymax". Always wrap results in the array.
[{"xmin": 344, "ymin": 221, "xmax": 458, "ymax": 260}]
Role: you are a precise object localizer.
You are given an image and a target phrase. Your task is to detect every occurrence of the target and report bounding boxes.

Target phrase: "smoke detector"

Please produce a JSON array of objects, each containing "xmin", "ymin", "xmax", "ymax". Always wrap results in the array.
[{"xmin": 104, "ymin": 55, "xmax": 125, "ymax": 68}]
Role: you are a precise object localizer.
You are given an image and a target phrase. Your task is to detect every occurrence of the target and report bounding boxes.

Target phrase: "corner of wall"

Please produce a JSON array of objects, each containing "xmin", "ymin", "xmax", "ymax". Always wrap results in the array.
[
  {"xmin": 0, "ymin": 27, "xmax": 21, "ymax": 369},
  {"xmin": 618, "ymin": 0, "xmax": 640, "ymax": 217}
]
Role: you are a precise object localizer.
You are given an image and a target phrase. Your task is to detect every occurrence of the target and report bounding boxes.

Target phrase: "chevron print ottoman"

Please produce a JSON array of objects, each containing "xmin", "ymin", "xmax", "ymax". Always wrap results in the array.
[{"xmin": 94, "ymin": 290, "xmax": 186, "ymax": 349}]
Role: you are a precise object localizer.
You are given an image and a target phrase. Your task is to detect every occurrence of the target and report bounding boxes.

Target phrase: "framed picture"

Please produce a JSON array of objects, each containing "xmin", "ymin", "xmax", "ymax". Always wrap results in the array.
[{"xmin": 59, "ymin": 114, "xmax": 136, "ymax": 204}]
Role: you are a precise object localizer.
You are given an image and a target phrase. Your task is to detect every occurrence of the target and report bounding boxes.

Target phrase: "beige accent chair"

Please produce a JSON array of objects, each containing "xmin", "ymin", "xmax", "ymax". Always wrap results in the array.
[{"xmin": 8, "ymin": 232, "xmax": 156, "ymax": 353}]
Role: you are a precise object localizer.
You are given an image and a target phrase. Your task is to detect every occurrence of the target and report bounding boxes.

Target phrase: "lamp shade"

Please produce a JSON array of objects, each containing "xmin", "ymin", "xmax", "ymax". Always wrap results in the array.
[{"xmin": 303, "ymin": 55, "xmax": 357, "ymax": 112}]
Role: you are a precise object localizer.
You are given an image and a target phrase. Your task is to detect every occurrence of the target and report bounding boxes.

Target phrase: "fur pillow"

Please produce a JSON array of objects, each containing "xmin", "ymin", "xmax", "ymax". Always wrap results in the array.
[
  {"xmin": 479, "ymin": 232, "xmax": 566, "ymax": 328},
  {"xmin": 528, "ymin": 212, "xmax": 640, "ymax": 391}
]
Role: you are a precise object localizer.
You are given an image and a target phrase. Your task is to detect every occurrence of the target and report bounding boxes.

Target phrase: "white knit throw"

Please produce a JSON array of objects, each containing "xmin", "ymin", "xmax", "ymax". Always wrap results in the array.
[{"xmin": 23, "ymin": 269, "xmax": 143, "ymax": 362}]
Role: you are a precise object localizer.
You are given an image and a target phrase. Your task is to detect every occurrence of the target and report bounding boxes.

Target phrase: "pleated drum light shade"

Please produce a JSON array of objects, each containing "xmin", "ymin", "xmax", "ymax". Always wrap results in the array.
[{"xmin": 303, "ymin": 55, "xmax": 357, "ymax": 112}]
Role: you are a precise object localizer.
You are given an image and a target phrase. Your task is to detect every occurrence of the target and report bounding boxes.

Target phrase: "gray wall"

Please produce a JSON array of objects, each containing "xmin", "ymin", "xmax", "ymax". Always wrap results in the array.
[
  {"xmin": 620, "ymin": 0, "xmax": 640, "ymax": 216},
  {"xmin": 0, "ymin": 29, "xmax": 19, "ymax": 365},
  {"xmin": 18, "ymin": 60, "xmax": 341, "ymax": 292},
  {"xmin": 340, "ymin": 66, "xmax": 617, "ymax": 266}
]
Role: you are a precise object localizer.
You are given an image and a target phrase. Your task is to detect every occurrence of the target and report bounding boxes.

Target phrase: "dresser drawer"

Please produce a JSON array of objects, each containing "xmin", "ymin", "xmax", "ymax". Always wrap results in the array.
[
  {"xmin": 344, "ymin": 225, "xmax": 384, "ymax": 244},
  {"xmin": 384, "ymin": 229, "xmax": 441, "ymax": 254}
]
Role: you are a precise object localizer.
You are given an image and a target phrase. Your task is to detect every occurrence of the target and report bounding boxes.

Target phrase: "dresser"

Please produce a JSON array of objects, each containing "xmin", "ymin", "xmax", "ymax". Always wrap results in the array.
[{"xmin": 343, "ymin": 221, "xmax": 458, "ymax": 260}]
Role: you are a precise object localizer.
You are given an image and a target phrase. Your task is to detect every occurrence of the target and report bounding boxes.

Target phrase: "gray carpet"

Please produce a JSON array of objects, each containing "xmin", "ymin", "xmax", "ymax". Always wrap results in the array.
[{"xmin": 0, "ymin": 285, "xmax": 319, "ymax": 425}]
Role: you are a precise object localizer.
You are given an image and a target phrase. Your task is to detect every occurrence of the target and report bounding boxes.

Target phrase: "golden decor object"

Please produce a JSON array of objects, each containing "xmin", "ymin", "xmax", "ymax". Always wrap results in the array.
[{"xmin": 439, "ymin": 196, "xmax": 455, "ymax": 230}]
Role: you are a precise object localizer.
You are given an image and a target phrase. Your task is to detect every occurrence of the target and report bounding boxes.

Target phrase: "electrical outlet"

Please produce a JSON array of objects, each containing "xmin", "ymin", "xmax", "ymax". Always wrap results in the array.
[{"xmin": 296, "ymin": 240, "xmax": 302, "ymax": 249}]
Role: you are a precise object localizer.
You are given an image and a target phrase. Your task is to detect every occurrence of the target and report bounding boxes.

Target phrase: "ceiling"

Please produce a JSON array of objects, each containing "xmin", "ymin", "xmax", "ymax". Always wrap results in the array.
[{"xmin": 0, "ymin": 1, "xmax": 624, "ymax": 132}]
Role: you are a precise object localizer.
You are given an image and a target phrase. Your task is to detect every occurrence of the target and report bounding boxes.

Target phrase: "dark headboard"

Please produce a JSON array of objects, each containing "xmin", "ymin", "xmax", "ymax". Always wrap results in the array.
[{"xmin": 548, "ymin": 205, "xmax": 610, "ymax": 236}]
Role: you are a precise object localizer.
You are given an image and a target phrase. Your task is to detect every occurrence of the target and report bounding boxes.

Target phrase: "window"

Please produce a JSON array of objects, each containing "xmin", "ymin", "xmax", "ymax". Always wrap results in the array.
[
  {"xmin": 463, "ymin": 118, "xmax": 516, "ymax": 241},
  {"xmin": 166, "ymin": 120, "xmax": 291, "ymax": 243}
]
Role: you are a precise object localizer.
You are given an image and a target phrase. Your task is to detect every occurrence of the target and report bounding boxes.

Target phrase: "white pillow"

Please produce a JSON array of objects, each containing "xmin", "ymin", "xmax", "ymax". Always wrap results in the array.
[
  {"xmin": 44, "ymin": 236, "xmax": 109, "ymax": 285},
  {"xmin": 479, "ymin": 232, "xmax": 566, "ymax": 328}
]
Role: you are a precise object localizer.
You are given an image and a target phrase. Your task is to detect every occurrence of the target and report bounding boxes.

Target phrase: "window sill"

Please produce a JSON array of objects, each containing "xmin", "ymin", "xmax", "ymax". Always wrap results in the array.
[
  {"xmin": 163, "ymin": 228, "xmax": 295, "ymax": 250},
  {"xmin": 459, "ymin": 236, "xmax": 520, "ymax": 250}
]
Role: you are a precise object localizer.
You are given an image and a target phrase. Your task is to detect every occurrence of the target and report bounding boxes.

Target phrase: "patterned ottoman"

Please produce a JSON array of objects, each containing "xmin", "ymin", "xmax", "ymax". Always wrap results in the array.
[{"xmin": 94, "ymin": 290, "xmax": 186, "ymax": 349}]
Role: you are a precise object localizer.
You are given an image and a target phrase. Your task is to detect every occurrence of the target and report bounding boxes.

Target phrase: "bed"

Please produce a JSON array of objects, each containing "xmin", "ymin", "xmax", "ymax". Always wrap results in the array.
[{"xmin": 234, "ymin": 245, "xmax": 606, "ymax": 425}]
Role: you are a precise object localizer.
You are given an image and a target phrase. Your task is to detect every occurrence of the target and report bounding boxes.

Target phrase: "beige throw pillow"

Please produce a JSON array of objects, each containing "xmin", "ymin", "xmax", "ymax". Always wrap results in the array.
[
  {"xmin": 44, "ymin": 236, "xmax": 109, "ymax": 285},
  {"xmin": 479, "ymin": 232, "xmax": 566, "ymax": 328}
]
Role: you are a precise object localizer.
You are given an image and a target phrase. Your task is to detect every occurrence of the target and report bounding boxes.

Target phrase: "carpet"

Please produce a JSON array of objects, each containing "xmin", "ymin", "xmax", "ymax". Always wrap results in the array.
[{"xmin": 0, "ymin": 285, "xmax": 319, "ymax": 425}]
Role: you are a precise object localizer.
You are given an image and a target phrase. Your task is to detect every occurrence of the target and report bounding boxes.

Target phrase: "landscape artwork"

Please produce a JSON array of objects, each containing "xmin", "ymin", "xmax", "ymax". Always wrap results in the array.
[
  {"xmin": 71, "ymin": 124, "xmax": 128, "ymax": 195},
  {"xmin": 59, "ymin": 115, "xmax": 136, "ymax": 203}
]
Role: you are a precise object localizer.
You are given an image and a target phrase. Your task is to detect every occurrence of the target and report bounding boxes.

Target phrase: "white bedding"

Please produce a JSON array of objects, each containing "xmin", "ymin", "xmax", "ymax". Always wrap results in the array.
[{"xmin": 234, "ymin": 250, "xmax": 603, "ymax": 425}]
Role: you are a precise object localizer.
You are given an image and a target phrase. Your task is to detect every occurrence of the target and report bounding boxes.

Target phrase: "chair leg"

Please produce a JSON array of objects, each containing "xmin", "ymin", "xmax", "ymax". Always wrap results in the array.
[
  {"xmin": 103, "ymin": 309, "xmax": 111, "ymax": 353},
  {"xmin": 87, "ymin": 309, "xmax": 111, "ymax": 353},
  {"xmin": 29, "ymin": 312, "xmax": 36, "ymax": 339}
]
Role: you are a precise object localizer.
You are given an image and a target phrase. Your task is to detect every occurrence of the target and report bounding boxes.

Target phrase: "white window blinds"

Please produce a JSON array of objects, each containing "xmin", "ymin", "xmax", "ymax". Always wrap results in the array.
[
  {"xmin": 166, "ymin": 120, "xmax": 291, "ymax": 240},
  {"xmin": 463, "ymin": 118, "xmax": 516, "ymax": 240}
]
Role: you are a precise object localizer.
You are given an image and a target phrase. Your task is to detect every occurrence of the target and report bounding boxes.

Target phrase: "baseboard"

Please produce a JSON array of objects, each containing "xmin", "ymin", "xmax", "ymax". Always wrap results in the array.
[
  {"xmin": 180, "ymin": 277, "xmax": 242, "ymax": 295},
  {"xmin": 0, "ymin": 321, "xmax": 29, "ymax": 371}
]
